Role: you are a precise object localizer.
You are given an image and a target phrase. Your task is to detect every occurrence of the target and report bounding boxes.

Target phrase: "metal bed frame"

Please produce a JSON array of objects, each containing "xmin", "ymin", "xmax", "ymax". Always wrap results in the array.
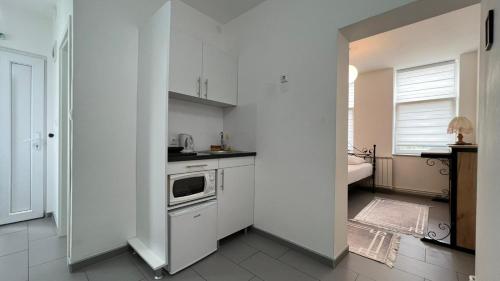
[{"xmin": 348, "ymin": 145, "xmax": 377, "ymax": 193}]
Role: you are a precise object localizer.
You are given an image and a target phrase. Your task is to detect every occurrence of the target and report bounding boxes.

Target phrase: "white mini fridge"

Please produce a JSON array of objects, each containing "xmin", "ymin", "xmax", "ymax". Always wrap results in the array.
[{"xmin": 168, "ymin": 200, "xmax": 217, "ymax": 274}]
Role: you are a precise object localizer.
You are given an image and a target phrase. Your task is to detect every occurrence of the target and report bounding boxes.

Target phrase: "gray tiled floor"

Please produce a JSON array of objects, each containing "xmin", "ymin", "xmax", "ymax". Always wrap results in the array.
[{"xmin": 0, "ymin": 190, "xmax": 475, "ymax": 281}]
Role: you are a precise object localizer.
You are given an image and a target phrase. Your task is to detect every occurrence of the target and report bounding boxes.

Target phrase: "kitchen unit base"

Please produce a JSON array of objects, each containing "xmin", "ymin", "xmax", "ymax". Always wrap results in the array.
[{"xmin": 128, "ymin": 237, "xmax": 167, "ymax": 271}]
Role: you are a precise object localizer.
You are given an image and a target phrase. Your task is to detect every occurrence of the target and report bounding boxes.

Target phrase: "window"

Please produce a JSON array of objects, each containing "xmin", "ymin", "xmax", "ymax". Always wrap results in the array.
[
  {"xmin": 394, "ymin": 61, "xmax": 457, "ymax": 155},
  {"xmin": 348, "ymin": 82, "xmax": 355, "ymax": 151}
]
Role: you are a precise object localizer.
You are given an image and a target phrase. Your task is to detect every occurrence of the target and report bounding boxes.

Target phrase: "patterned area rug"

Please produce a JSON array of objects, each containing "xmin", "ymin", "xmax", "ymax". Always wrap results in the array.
[
  {"xmin": 348, "ymin": 221, "xmax": 400, "ymax": 267},
  {"xmin": 352, "ymin": 198, "xmax": 430, "ymax": 237}
]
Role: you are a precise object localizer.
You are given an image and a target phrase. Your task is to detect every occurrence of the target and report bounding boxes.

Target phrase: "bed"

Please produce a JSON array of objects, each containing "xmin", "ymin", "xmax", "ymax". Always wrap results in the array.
[{"xmin": 348, "ymin": 145, "xmax": 376, "ymax": 192}]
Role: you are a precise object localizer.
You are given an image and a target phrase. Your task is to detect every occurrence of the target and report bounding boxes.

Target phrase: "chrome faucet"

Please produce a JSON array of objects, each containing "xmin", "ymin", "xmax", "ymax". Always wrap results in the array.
[{"xmin": 220, "ymin": 132, "xmax": 225, "ymax": 150}]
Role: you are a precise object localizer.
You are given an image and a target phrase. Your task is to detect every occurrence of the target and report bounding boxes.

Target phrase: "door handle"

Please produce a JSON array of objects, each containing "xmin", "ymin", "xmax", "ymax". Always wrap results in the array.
[
  {"xmin": 186, "ymin": 164, "xmax": 208, "ymax": 168},
  {"xmin": 220, "ymin": 170, "xmax": 224, "ymax": 191}
]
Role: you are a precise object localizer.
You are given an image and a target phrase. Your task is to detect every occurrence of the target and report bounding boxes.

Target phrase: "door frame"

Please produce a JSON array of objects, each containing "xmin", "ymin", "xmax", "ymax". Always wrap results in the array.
[
  {"xmin": 332, "ymin": 0, "xmax": 481, "ymax": 261},
  {"xmin": 0, "ymin": 46, "xmax": 47, "ymax": 225},
  {"xmin": 57, "ymin": 15, "xmax": 73, "ymax": 242}
]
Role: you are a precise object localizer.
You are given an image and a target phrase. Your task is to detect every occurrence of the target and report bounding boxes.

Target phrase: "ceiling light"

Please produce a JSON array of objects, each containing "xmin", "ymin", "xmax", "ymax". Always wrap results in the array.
[{"xmin": 349, "ymin": 65, "xmax": 358, "ymax": 83}]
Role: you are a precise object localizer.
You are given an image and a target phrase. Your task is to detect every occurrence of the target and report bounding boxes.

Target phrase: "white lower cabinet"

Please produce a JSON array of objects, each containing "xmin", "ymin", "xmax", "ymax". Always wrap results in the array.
[
  {"xmin": 217, "ymin": 164, "xmax": 255, "ymax": 240},
  {"xmin": 168, "ymin": 201, "xmax": 217, "ymax": 274}
]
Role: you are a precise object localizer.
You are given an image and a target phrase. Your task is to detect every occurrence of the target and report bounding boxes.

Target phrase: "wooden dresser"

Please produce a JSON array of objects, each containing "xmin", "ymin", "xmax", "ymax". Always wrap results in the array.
[
  {"xmin": 452, "ymin": 145, "xmax": 478, "ymax": 251},
  {"xmin": 421, "ymin": 145, "xmax": 477, "ymax": 253}
]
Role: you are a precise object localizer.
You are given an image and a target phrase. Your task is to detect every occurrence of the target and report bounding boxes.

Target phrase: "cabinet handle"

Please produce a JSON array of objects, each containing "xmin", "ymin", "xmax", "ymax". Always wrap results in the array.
[
  {"xmin": 204, "ymin": 79, "xmax": 208, "ymax": 98},
  {"xmin": 186, "ymin": 164, "xmax": 208, "ymax": 168},
  {"xmin": 197, "ymin": 77, "xmax": 201, "ymax": 97},
  {"xmin": 221, "ymin": 170, "xmax": 224, "ymax": 191}
]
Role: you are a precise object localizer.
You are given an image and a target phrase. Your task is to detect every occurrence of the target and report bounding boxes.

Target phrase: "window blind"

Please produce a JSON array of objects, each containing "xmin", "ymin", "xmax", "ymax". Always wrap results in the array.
[
  {"xmin": 394, "ymin": 61, "xmax": 456, "ymax": 155},
  {"xmin": 348, "ymin": 83, "xmax": 354, "ymax": 150}
]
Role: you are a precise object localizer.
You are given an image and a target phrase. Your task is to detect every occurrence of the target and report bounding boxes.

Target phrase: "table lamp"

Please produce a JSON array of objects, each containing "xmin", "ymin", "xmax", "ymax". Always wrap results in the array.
[{"xmin": 447, "ymin": 116, "xmax": 473, "ymax": 145}]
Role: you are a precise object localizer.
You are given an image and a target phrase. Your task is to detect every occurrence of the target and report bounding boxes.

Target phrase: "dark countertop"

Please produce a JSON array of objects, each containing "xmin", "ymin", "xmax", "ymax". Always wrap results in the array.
[{"xmin": 168, "ymin": 151, "xmax": 257, "ymax": 162}]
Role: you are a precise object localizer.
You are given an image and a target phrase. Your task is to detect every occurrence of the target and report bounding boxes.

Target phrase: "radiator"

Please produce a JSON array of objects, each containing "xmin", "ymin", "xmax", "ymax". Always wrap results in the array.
[{"xmin": 375, "ymin": 157, "xmax": 393, "ymax": 188}]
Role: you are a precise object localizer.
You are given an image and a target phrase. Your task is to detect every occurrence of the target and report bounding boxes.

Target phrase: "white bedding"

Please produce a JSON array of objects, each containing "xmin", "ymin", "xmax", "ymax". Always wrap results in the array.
[{"xmin": 348, "ymin": 163, "xmax": 373, "ymax": 184}]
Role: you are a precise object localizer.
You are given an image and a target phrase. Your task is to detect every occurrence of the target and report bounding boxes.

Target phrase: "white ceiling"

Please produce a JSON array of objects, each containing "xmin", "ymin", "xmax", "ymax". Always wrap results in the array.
[
  {"xmin": 0, "ymin": 0, "xmax": 57, "ymax": 18},
  {"xmin": 181, "ymin": 0, "xmax": 266, "ymax": 24},
  {"xmin": 350, "ymin": 4, "xmax": 480, "ymax": 73}
]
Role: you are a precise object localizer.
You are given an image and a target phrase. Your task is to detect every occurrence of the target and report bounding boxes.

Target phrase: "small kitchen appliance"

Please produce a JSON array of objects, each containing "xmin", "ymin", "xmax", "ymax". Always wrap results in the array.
[
  {"xmin": 168, "ymin": 170, "xmax": 216, "ymax": 206},
  {"xmin": 179, "ymin": 134, "xmax": 195, "ymax": 152}
]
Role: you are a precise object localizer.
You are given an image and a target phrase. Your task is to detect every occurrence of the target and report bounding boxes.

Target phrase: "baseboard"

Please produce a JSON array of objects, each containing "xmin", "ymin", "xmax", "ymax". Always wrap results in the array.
[
  {"xmin": 250, "ymin": 227, "xmax": 334, "ymax": 267},
  {"xmin": 68, "ymin": 245, "xmax": 130, "ymax": 272},
  {"xmin": 381, "ymin": 186, "xmax": 443, "ymax": 198},
  {"xmin": 333, "ymin": 246, "xmax": 349, "ymax": 267}
]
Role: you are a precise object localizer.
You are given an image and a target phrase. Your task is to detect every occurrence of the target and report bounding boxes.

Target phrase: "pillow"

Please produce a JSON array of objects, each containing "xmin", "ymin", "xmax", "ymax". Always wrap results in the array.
[{"xmin": 348, "ymin": 155, "xmax": 366, "ymax": 165}]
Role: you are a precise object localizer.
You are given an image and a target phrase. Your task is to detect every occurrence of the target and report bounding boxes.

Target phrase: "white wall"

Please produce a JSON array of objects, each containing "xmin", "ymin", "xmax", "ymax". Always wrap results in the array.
[
  {"xmin": 353, "ymin": 54, "xmax": 478, "ymax": 195},
  {"xmin": 70, "ymin": 0, "xmax": 166, "ymax": 263},
  {"xmin": 168, "ymin": 98, "xmax": 223, "ymax": 150},
  {"xmin": 476, "ymin": 0, "xmax": 500, "ymax": 280},
  {"xmin": 459, "ymin": 50, "xmax": 479, "ymax": 144},
  {"xmin": 0, "ymin": 5, "xmax": 53, "ymax": 56},
  {"xmin": 223, "ymin": 0, "xmax": 415, "ymax": 259},
  {"xmin": 0, "ymin": 4, "xmax": 57, "ymax": 213},
  {"xmin": 353, "ymin": 69, "xmax": 394, "ymax": 157}
]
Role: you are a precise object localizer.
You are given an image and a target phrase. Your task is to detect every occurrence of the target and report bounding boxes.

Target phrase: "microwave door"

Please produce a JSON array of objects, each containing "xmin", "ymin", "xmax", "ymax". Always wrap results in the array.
[{"xmin": 170, "ymin": 173, "xmax": 207, "ymax": 205}]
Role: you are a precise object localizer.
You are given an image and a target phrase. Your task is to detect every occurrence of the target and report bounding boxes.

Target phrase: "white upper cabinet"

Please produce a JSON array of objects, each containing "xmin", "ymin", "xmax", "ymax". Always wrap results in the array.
[
  {"xmin": 168, "ymin": 1, "xmax": 238, "ymax": 107},
  {"xmin": 169, "ymin": 29, "xmax": 203, "ymax": 98},
  {"xmin": 202, "ymin": 43, "xmax": 238, "ymax": 105}
]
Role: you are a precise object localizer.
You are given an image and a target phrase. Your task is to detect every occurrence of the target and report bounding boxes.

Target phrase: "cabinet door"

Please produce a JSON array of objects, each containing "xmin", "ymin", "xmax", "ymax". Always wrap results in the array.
[
  {"xmin": 202, "ymin": 43, "xmax": 238, "ymax": 105},
  {"xmin": 169, "ymin": 30, "xmax": 203, "ymax": 98},
  {"xmin": 217, "ymin": 165, "xmax": 254, "ymax": 240}
]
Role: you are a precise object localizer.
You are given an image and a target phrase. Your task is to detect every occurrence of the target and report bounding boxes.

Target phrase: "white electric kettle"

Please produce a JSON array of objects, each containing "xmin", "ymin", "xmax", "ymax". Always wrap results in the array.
[{"xmin": 178, "ymin": 134, "xmax": 195, "ymax": 152}]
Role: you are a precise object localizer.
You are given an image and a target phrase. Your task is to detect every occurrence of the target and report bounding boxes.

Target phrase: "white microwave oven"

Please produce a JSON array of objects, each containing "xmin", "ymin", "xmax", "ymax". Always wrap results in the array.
[{"xmin": 168, "ymin": 170, "xmax": 216, "ymax": 206}]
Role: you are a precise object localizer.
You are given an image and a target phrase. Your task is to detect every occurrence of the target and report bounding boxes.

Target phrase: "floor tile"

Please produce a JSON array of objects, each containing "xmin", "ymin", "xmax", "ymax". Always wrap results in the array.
[
  {"xmin": 457, "ymin": 272, "xmax": 472, "ymax": 281},
  {"xmin": 131, "ymin": 253, "xmax": 204, "ymax": 281},
  {"xmin": 241, "ymin": 252, "xmax": 316, "ymax": 281},
  {"xmin": 0, "ymin": 250, "xmax": 28, "ymax": 281},
  {"xmin": 29, "ymin": 235, "xmax": 67, "ymax": 266},
  {"xmin": 28, "ymin": 217, "xmax": 57, "ymax": 241},
  {"xmin": 0, "ymin": 230, "xmax": 28, "ymax": 256},
  {"xmin": 279, "ymin": 250, "xmax": 357, "ymax": 281},
  {"xmin": 85, "ymin": 253, "xmax": 144, "ymax": 281},
  {"xmin": 394, "ymin": 254, "xmax": 458, "ymax": 281},
  {"xmin": 29, "ymin": 257, "xmax": 88, "ymax": 281},
  {"xmin": 398, "ymin": 240, "xmax": 426, "ymax": 261},
  {"xmin": 425, "ymin": 246, "xmax": 475, "ymax": 275},
  {"xmin": 355, "ymin": 275, "xmax": 375, "ymax": 281},
  {"xmin": 0, "ymin": 221, "xmax": 28, "ymax": 236},
  {"xmin": 192, "ymin": 253, "xmax": 253, "ymax": 281},
  {"xmin": 338, "ymin": 253, "xmax": 424, "ymax": 281},
  {"xmin": 219, "ymin": 235, "xmax": 259, "ymax": 264},
  {"xmin": 240, "ymin": 232, "xmax": 289, "ymax": 258}
]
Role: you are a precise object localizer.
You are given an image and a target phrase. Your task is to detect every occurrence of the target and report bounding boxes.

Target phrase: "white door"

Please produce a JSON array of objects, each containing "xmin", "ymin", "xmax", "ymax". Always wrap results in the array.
[
  {"xmin": 217, "ymin": 165, "xmax": 255, "ymax": 240},
  {"xmin": 0, "ymin": 50, "xmax": 45, "ymax": 225},
  {"xmin": 169, "ymin": 29, "xmax": 203, "ymax": 98},
  {"xmin": 202, "ymin": 42, "xmax": 238, "ymax": 105}
]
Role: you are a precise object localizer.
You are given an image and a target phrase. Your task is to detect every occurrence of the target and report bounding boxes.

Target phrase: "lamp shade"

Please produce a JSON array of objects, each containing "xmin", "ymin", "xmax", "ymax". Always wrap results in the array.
[{"xmin": 447, "ymin": 116, "xmax": 473, "ymax": 134}]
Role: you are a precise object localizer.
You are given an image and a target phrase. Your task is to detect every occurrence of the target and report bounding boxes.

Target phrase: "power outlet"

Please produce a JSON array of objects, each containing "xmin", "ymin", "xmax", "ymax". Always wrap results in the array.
[{"xmin": 169, "ymin": 137, "xmax": 178, "ymax": 146}]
